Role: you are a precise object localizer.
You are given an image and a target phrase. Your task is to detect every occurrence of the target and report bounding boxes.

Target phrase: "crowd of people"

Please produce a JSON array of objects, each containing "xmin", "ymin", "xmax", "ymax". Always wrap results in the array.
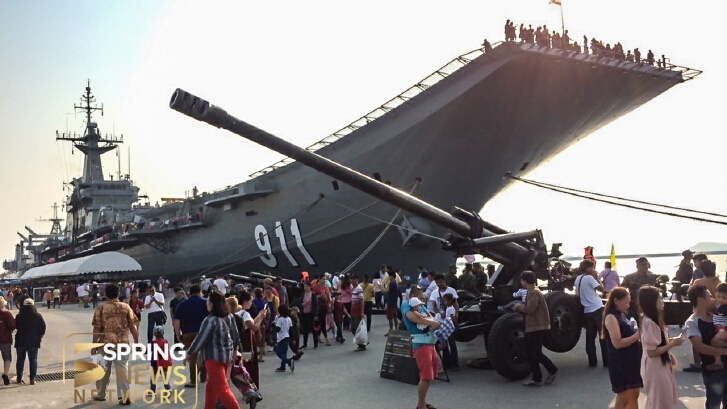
[
  {"xmin": 2, "ymin": 250, "xmax": 727, "ymax": 408},
  {"xmin": 498, "ymin": 19, "xmax": 669, "ymax": 68}
]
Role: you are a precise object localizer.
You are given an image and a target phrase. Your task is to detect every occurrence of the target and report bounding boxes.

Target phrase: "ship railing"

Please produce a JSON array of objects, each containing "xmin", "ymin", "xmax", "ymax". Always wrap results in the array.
[
  {"xmin": 247, "ymin": 43, "xmax": 504, "ymax": 179},
  {"xmin": 119, "ymin": 211, "xmax": 206, "ymax": 236},
  {"xmin": 517, "ymin": 41, "xmax": 702, "ymax": 81}
]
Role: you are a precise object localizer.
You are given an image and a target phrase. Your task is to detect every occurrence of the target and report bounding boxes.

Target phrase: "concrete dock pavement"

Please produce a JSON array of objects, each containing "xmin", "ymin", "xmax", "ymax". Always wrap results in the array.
[{"xmin": 0, "ymin": 296, "xmax": 712, "ymax": 408}]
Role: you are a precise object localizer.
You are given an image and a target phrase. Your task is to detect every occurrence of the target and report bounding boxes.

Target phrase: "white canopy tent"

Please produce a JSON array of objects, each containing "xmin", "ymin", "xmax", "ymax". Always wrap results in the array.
[{"xmin": 21, "ymin": 252, "xmax": 142, "ymax": 280}]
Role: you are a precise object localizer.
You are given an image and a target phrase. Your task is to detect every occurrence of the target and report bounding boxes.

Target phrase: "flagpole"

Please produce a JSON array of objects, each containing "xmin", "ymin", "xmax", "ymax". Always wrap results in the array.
[{"xmin": 559, "ymin": 0, "xmax": 565, "ymax": 39}]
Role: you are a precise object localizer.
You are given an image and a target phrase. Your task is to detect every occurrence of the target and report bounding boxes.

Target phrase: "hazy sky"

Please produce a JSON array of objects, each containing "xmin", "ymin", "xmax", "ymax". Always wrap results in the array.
[{"xmin": 1, "ymin": 1, "xmax": 725, "ymax": 265}]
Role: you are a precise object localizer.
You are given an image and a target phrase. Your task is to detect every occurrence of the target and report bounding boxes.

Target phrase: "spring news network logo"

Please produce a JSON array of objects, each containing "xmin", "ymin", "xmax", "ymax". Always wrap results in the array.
[{"xmin": 64, "ymin": 333, "xmax": 196, "ymax": 406}]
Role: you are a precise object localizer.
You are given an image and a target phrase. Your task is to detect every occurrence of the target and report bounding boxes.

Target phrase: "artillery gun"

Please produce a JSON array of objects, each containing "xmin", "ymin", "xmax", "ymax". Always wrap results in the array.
[{"xmin": 167, "ymin": 88, "xmax": 671, "ymax": 380}]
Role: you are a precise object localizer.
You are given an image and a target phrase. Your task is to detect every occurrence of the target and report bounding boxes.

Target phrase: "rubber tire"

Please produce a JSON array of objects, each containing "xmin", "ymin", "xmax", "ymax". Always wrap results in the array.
[
  {"xmin": 487, "ymin": 313, "xmax": 531, "ymax": 380},
  {"xmin": 542, "ymin": 291, "xmax": 583, "ymax": 353}
]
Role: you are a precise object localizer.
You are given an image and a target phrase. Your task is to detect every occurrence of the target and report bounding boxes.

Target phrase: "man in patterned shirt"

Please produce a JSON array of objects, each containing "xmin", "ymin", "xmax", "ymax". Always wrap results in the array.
[{"xmin": 91, "ymin": 284, "xmax": 139, "ymax": 405}]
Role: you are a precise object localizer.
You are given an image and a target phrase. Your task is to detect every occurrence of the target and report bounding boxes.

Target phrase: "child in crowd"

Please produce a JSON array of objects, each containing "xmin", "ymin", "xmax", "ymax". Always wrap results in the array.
[
  {"xmin": 708, "ymin": 283, "xmax": 727, "ymax": 370},
  {"xmin": 289, "ymin": 307, "xmax": 303, "ymax": 360},
  {"xmin": 500, "ymin": 286, "xmax": 528, "ymax": 311},
  {"xmin": 333, "ymin": 292, "xmax": 349, "ymax": 344},
  {"xmin": 274, "ymin": 305, "xmax": 294, "ymax": 373},
  {"xmin": 408, "ymin": 298, "xmax": 456, "ymax": 347},
  {"xmin": 45, "ymin": 290, "xmax": 52, "ymax": 309},
  {"xmin": 149, "ymin": 325, "xmax": 171, "ymax": 393}
]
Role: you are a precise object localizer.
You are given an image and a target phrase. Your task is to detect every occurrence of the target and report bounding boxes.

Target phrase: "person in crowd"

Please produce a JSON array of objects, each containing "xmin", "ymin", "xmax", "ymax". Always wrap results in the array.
[
  {"xmin": 14, "ymin": 299, "xmax": 46, "ymax": 386},
  {"xmin": 7, "ymin": 291, "xmax": 13, "ymax": 311},
  {"xmin": 693, "ymin": 260, "xmax": 720, "ymax": 297},
  {"xmin": 360, "ymin": 274, "xmax": 375, "ymax": 332},
  {"xmin": 458, "ymin": 265, "xmax": 476, "ymax": 293},
  {"xmin": 350, "ymin": 274, "xmax": 366, "ymax": 351},
  {"xmin": 236, "ymin": 289, "xmax": 266, "ymax": 389},
  {"xmin": 273, "ymin": 305, "xmax": 294, "ymax": 372},
  {"xmin": 263, "ymin": 278, "xmax": 279, "ymax": 298},
  {"xmin": 424, "ymin": 271, "xmax": 439, "ymax": 309},
  {"xmin": 201, "ymin": 276, "xmax": 212, "ymax": 297},
  {"xmin": 44, "ymin": 290, "xmax": 52, "ymax": 309},
  {"xmin": 693, "ymin": 253, "xmax": 709, "ymax": 281},
  {"xmin": 185, "ymin": 291, "xmax": 240, "ymax": 409},
  {"xmin": 704, "ymin": 281, "xmax": 727, "ymax": 370},
  {"xmin": 91, "ymin": 284, "xmax": 138, "ymax": 404},
  {"xmin": 77, "ymin": 283, "xmax": 89, "ymax": 308},
  {"xmin": 251, "ymin": 288, "xmax": 269, "ymax": 361},
  {"xmin": 438, "ymin": 293, "xmax": 459, "ymax": 367},
  {"xmin": 289, "ymin": 306, "xmax": 303, "ymax": 360},
  {"xmin": 52, "ymin": 287, "xmax": 61, "ymax": 309},
  {"xmin": 474, "ymin": 263, "xmax": 490, "ymax": 293},
  {"xmin": 442, "ymin": 265, "xmax": 457, "ymax": 291},
  {"xmin": 144, "ymin": 286, "xmax": 166, "ymax": 344},
  {"xmin": 513, "ymin": 271, "xmax": 558, "ymax": 386},
  {"xmin": 213, "ymin": 275, "xmax": 229, "ymax": 296},
  {"xmin": 429, "ymin": 272, "xmax": 460, "ymax": 370},
  {"xmin": 264, "ymin": 286, "xmax": 281, "ymax": 347},
  {"xmin": 227, "ymin": 296, "xmax": 263, "ymax": 407},
  {"xmin": 646, "ymin": 50, "xmax": 655, "ymax": 65},
  {"xmin": 638, "ymin": 286, "xmax": 682, "ymax": 408},
  {"xmin": 91, "ymin": 282, "xmax": 99, "ymax": 309},
  {"xmin": 576, "ymin": 260, "xmax": 608, "ymax": 367},
  {"xmin": 402, "ymin": 286, "xmax": 440, "ymax": 409},
  {"xmin": 603, "ymin": 287, "xmax": 643, "ymax": 409},
  {"xmin": 300, "ymin": 281, "xmax": 319, "ymax": 349},
  {"xmin": 173, "ymin": 284, "xmax": 209, "ymax": 387},
  {"xmin": 674, "ymin": 250, "xmax": 694, "ymax": 285},
  {"xmin": 332, "ymin": 292, "xmax": 348, "ymax": 343},
  {"xmin": 127, "ymin": 289, "xmax": 144, "ymax": 335},
  {"xmin": 274, "ymin": 277, "xmax": 289, "ymax": 308},
  {"xmin": 373, "ymin": 275, "xmax": 384, "ymax": 310},
  {"xmin": 148, "ymin": 325, "xmax": 171, "ymax": 394},
  {"xmin": 621, "ymin": 257, "xmax": 668, "ymax": 315},
  {"xmin": 169, "ymin": 287, "xmax": 186, "ymax": 344},
  {"xmin": 685, "ymin": 284, "xmax": 727, "ymax": 408},
  {"xmin": 338, "ymin": 275, "xmax": 353, "ymax": 331},
  {"xmin": 311, "ymin": 279, "xmax": 334, "ymax": 346},
  {"xmin": 0, "ymin": 296, "xmax": 15, "ymax": 385},
  {"xmin": 383, "ymin": 270, "xmax": 400, "ymax": 334},
  {"xmin": 598, "ymin": 261, "xmax": 620, "ymax": 296}
]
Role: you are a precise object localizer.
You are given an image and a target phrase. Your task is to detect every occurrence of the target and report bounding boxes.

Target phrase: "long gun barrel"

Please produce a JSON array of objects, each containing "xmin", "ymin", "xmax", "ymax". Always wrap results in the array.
[{"xmin": 169, "ymin": 88, "xmax": 535, "ymax": 265}]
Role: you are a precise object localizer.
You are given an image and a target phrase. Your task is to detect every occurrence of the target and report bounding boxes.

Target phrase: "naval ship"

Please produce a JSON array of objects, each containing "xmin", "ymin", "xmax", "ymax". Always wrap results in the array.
[{"xmin": 6, "ymin": 41, "xmax": 700, "ymax": 281}]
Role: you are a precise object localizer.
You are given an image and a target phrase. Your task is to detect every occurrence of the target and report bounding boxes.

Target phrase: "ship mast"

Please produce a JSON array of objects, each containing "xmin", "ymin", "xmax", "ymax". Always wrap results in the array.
[{"xmin": 56, "ymin": 80, "xmax": 124, "ymax": 183}]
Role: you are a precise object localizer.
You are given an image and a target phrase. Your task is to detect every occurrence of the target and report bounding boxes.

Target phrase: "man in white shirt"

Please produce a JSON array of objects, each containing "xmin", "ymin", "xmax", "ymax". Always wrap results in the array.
[
  {"xmin": 574, "ymin": 260, "xmax": 607, "ymax": 367},
  {"xmin": 213, "ymin": 275, "xmax": 229, "ymax": 296},
  {"xmin": 423, "ymin": 271, "xmax": 438, "ymax": 311},
  {"xmin": 428, "ymin": 273, "xmax": 459, "ymax": 370},
  {"xmin": 144, "ymin": 286, "xmax": 166, "ymax": 343},
  {"xmin": 77, "ymin": 283, "xmax": 89, "ymax": 308}
]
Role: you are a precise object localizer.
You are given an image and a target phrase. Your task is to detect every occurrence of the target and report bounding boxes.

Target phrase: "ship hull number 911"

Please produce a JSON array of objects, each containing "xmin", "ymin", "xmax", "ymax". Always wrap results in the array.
[{"xmin": 255, "ymin": 219, "xmax": 316, "ymax": 268}]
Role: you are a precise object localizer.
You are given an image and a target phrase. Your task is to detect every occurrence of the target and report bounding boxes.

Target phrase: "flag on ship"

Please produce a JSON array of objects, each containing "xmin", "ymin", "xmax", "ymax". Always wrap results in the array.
[
  {"xmin": 550, "ymin": 0, "xmax": 562, "ymax": 5},
  {"xmin": 610, "ymin": 244, "xmax": 617, "ymax": 271}
]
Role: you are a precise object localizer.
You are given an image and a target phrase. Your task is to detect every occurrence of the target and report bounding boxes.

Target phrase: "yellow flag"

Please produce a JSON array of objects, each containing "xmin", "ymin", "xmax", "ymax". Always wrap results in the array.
[{"xmin": 610, "ymin": 244, "xmax": 617, "ymax": 271}]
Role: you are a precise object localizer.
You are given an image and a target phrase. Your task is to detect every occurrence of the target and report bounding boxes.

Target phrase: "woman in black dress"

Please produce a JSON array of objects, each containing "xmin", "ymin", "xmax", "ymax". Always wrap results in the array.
[{"xmin": 603, "ymin": 287, "xmax": 643, "ymax": 409}]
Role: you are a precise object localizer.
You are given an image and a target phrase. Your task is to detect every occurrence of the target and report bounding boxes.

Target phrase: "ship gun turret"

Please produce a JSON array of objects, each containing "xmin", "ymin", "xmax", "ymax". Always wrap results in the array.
[{"xmin": 169, "ymin": 89, "xmax": 553, "ymax": 279}]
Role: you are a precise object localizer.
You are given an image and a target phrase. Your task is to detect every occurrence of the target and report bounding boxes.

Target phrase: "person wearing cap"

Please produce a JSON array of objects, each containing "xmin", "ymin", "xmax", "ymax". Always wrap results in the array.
[
  {"xmin": 200, "ymin": 276, "xmax": 212, "ymax": 298},
  {"xmin": 621, "ymin": 257, "xmax": 668, "ymax": 315},
  {"xmin": 402, "ymin": 286, "xmax": 440, "ymax": 409},
  {"xmin": 458, "ymin": 264, "xmax": 476, "ymax": 293},
  {"xmin": 0, "ymin": 296, "xmax": 15, "ymax": 385},
  {"xmin": 14, "ymin": 298, "xmax": 46, "ymax": 385},
  {"xmin": 149, "ymin": 325, "xmax": 172, "ymax": 393},
  {"xmin": 674, "ymin": 250, "xmax": 695, "ymax": 285},
  {"xmin": 91, "ymin": 283, "xmax": 138, "ymax": 403},
  {"xmin": 443, "ymin": 265, "xmax": 459, "ymax": 290},
  {"xmin": 263, "ymin": 278, "xmax": 279, "ymax": 299}
]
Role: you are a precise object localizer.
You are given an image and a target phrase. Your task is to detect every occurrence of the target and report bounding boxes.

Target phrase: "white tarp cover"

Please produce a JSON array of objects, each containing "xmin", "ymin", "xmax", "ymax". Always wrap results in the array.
[{"xmin": 21, "ymin": 252, "xmax": 141, "ymax": 279}]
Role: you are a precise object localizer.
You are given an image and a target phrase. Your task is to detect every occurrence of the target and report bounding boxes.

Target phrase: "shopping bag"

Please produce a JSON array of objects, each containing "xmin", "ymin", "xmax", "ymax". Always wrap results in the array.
[
  {"xmin": 92, "ymin": 354, "xmax": 107, "ymax": 370},
  {"xmin": 354, "ymin": 319, "xmax": 368, "ymax": 345}
]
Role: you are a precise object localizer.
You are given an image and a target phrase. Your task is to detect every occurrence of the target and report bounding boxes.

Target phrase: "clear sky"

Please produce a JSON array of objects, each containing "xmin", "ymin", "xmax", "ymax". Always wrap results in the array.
[{"xmin": 0, "ymin": 0, "xmax": 725, "ymax": 265}]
